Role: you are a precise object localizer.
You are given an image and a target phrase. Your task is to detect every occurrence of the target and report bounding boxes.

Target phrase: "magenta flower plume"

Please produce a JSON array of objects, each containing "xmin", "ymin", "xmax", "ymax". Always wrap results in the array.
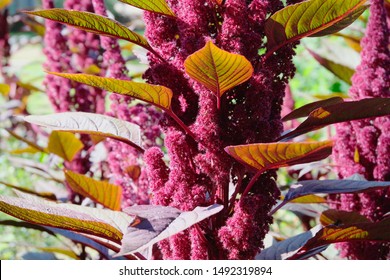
[
  {"xmin": 332, "ymin": 0, "xmax": 390, "ymax": 259},
  {"xmin": 142, "ymin": 0, "xmax": 295, "ymax": 259}
]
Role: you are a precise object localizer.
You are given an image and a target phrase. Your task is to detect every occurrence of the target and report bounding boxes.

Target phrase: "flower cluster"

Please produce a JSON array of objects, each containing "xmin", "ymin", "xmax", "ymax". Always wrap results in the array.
[
  {"xmin": 143, "ymin": 0, "xmax": 296, "ymax": 259},
  {"xmin": 332, "ymin": 0, "xmax": 390, "ymax": 259}
]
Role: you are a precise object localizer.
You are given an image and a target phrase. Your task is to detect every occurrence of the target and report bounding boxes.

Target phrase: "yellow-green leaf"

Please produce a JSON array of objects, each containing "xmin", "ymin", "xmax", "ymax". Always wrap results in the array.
[
  {"xmin": 184, "ymin": 41, "xmax": 253, "ymax": 108},
  {"xmin": 225, "ymin": 140, "xmax": 333, "ymax": 173},
  {"xmin": 265, "ymin": 0, "xmax": 369, "ymax": 55},
  {"xmin": 48, "ymin": 72, "xmax": 173, "ymax": 110},
  {"xmin": 24, "ymin": 112, "xmax": 143, "ymax": 152},
  {"xmin": 47, "ymin": 131, "xmax": 84, "ymax": 161},
  {"xmin": 65, "ymin": 170, "xmax": 122, "ymax": 211},
  {"xmin": 0, "ymin": 83, "xmax": 10, "ymax": 96},
  {"xmin": 289, "ymin": 194, "xmax": 327, "ymax": 204},
  {"xmin": 320, "ymin": 209, "xmax": 370, "ymax": 226},
  {"xmin": 0, "ymin": 195, "xmax": 133, "ymax": 243},
  {"xmin": 119, "ymin": 0, "xmax": 176, "ymax": 18},
  {"xmin": 25, "ymin": 9, "xmax": 152, "ymax": 53}
]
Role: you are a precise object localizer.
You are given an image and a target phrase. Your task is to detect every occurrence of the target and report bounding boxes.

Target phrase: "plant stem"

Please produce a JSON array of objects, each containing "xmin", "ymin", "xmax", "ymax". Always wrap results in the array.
[
  {"xmin": 241, "ymin": 169, "xmax": 264, "ymax": 197},
  {"xmin": 168, "ymin": 111, "xmax": 197, "ymax": 140}
]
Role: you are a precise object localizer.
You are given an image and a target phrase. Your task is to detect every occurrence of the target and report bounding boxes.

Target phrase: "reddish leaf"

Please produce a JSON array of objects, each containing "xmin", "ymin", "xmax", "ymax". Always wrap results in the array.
[
  {"xmin": 320, "ymin": 209, "xmax": 370, "ymax": 226},
  {"xmin": 265, "ymin": 0, "xmax": 369, "ymax": 57},
  {"xmin": 290, "ymin": 217, "xmax": 390, "ymax": 259},
  {"xmin": 225, "ymin": 140, "xmax": 333, "ymax": 173},
  {"xmin": 184, "ymin": 41, "xmax": 253, "ymax": 108},
  {"xmin": 279, "ymin": 98, "xmax": 390, "ymax": 140},
  {"xmin": 282, "ymin": 97, "xmax": 344, "ymax": 121}
]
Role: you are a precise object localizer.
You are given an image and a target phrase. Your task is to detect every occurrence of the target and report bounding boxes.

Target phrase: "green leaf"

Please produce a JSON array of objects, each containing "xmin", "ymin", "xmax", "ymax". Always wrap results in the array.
[
  {"xmin": 25, "ymin": 9, "xmax": 153, "ymax": 53},
  {"xmin": 307, "ymin": 48, "xmax": 354, "ymax": 85},
  {"xmin": 282, "ymin": 97, "xmax": 344, "ymax": 121},
  {"xmin": 184, "ymin": 41, "xmax": 254, "ymax": 108},
  {"xmin": 119, "ymin": 0, "xmax": 176, "ymax": 18},
  {"xmin": 265, "ymin": 0, "xmax": 369, "ymax": 55},
  {"xmin": 290, "ymin": 217, "xmax": 390, "ymax": 259},
  {"xmin": 0, "ymin": 195, "xmax": 133, "ymax": 243},
  {"xmin": 279, "ymin": 98, "xmax": 390, "ymax": 140},
  {"xmin": 24, "ymin": 112, "xmax": 143, "ymax": 152},
  {"xmin": 47, "ymin": 131, "xmax": 84, "ymax": 161},
  {"xmin": 65, "ymin": 170, "xmax": 122, "ymax": 211},
  {"xmin": 48, "ymin": 72, "xmax": 173, "ymax": 110},
  {"xmin": 225, "ymin": 140, "xmax": 333, "ymax": 173}
]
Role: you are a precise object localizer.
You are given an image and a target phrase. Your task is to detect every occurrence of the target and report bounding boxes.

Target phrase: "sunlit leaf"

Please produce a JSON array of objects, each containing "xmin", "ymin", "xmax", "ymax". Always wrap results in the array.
[
  {"xmin": 119, "ymin": 0, "xmax": 176, "ymax": 18},
  {"xmin": 289, "ymin": 194, "xmax": 327, "ymax": 204},
  {"xmin": 22, "ymin": 16, "xmax": 46, "ymax": 37},
  {"xmin": 265, "ymin": 0, "xmax": 369, "ymax": 55},
  {"xmin": 0, "ymin": 195, "xmax": 133, "ymax": 243},
  {"xmin": 9, "ymin": 146, "xmax": 41, "ymax": 155},
  {"xmin": 271, "ymin": 179, "xmax": 390, "ymax": 215},
  {"xmin": 0, "ymin": 181, "xmax": 56, "ymax": 200},
  {"xmin": 282, "ymin": 97, "xmax": 344, "ymax": 121},
  {"xmin": 65, "ymin": 170, "xmax": 122, "ymax": 211},
  {"xmin": 290, "ymin": 217, "xmax": 390, "ymax": 259},
  {"xmin": 118, "ymin": 204, "xmax": 223, "ymax": 255},
  {"xmin": 256, "ymin": 225, "xmax": 324, "ymax": 260},
  {"xmin": 307, "ymin": 49, "xmax": 354, "ymax": 85},
  {"xmin": 279, "ymin": 98, "xmax": 390, "ymax": 140},
  {"xmin": 0, "ymin": 83, "xmax": 10, "ymax": 96},
  {"xmin": 320, "ymin": 209, "xmax": 370, "ymax": 226},
  {"xmin": 184, "ymin": 41, "xmax": 253, "ymax": 108},
  {"xmin": 48, "ymin": 72, "xmax": 173, "ymax": 110},
  {"xmin": 225, "ymin": 141, "xmax": 333, "ymax": 173},
  {"xmin": 47, "ymin": 131, "xmax": 84, "ymax": 161},
  {"xmin": 25, "ymin": 9, "xmax": 154, "ymax": 55},
  {"xmin": 0, "ymin": 0, "xmax": 12, "ymax": 10},
  {"xmin": 333, "ymin": 33, "xmax": 361, "ymax": 52},
  {"xmin": 24, "ymin": 112, "xmax": 143, "ymax": 152},
  {"xmin": 124, "ymin": 165, "xmax": 141, "ymax": 181}
]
